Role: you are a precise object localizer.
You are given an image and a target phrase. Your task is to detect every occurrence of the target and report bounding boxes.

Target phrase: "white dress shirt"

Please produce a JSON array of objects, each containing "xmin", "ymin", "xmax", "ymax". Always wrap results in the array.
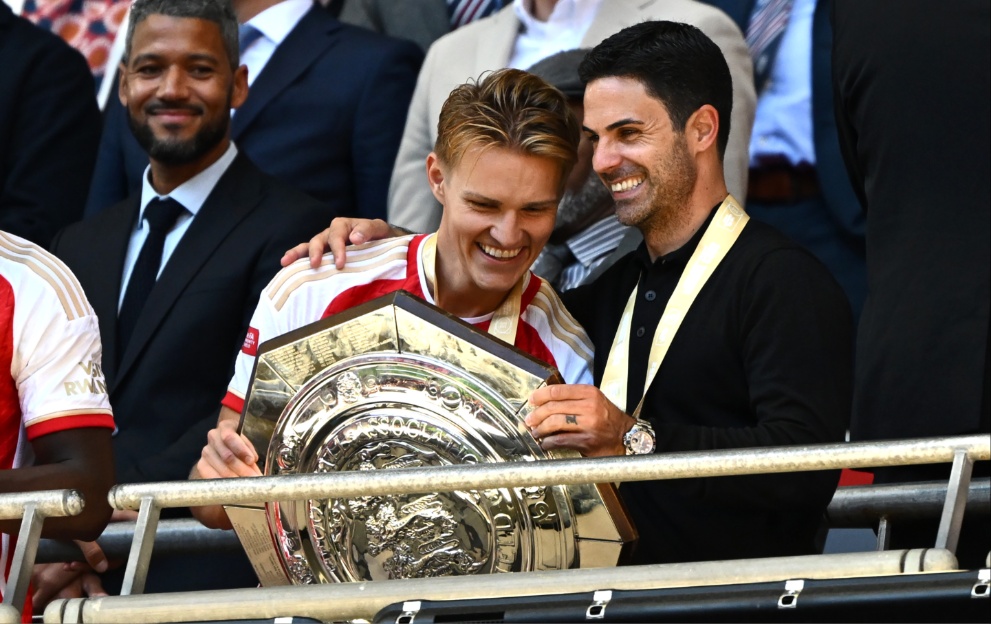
[
  {"xmin": 239, "ymin": 0, "xmax": 313, "ymax": 86},
  {"xmin": 749, "ymin": 0, "xmax": 816, "ymax": 166},
  {"xmin": 119, "ymin": 144, "xmax": 239, "ymax": 310},
  {"xmin": 508, "ymin": 0, "xmax": 603, "ymax": 70}
]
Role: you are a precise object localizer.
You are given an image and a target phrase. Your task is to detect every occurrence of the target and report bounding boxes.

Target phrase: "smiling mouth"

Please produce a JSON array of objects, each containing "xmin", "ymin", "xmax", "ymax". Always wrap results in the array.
[
  {"xmin": 478, "ymin": 243, "xmax": 523, "ymax": 259},
  {"xmin": 609, "ymin": 176, "xmax": 645, "ymax": 193},
  {"xmin": 147, "ymin": 102, "xmax": 203, "ymax": 117}
]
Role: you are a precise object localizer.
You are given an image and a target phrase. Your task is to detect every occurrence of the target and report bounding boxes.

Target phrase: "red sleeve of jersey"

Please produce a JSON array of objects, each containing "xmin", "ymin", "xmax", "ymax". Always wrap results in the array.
[
  {"xmin": 221, "ymin": 392, "xmax": 245, "ymax": 415},
  {"xmin": 25, "ymin": 413, "xmax": 115, "ymax": 441}
]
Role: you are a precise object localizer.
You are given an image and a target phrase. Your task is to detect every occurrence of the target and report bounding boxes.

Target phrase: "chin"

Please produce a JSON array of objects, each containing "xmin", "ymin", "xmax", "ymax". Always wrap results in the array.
[{"xmin": 474, "ymin": 273, "xmax": 522, "ymax": 297}]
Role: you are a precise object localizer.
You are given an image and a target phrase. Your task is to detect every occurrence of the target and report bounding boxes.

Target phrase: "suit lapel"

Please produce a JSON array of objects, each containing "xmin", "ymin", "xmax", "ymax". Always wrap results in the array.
[
  {"xmin": 88, "ymin": 199, "xmax": 138, "ymax": 389},
  {"xmin": 115, "ymin": 155, "xmax": 263, "ymax": 382},
  {"xmin": 232, "ymin": 7, "xmax": 340, "ymax": 139},
  {"xmin": 478, "ymin": 7, "xmax": 520, "ymax": 69},
  {"xmin": 582, "ymin": 0, "xmax": 663, "ymax": 46}
]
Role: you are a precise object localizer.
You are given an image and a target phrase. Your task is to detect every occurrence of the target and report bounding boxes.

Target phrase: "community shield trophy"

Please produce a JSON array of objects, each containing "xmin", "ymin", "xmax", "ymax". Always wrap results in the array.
[{"xmin": 227, "ymin": 291, "xmax": 636, "ymax": 586}]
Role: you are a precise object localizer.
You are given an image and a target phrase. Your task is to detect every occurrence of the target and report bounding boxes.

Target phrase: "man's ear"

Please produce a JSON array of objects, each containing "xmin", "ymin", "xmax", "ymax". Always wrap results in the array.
[
  {"xmin": 426, "ymin": 152, "xmax": 447, "ymax": 204},
  {"xmin": 230, "ymin": 64, "xmax": 249, "ymax": 110},
  {"xmin": 117, "ymin": 62, "xmax": 129, "ymax": 106},
  {"xmin": 686, "ymin": 104, "xmax": 719, "ymax": 156}
]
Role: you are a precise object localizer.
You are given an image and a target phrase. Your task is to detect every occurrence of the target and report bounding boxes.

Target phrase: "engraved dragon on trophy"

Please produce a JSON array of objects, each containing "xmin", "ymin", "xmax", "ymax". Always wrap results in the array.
[{"xmin": 328, "ymin": 441, "xmax": 486, "ymax": 579}]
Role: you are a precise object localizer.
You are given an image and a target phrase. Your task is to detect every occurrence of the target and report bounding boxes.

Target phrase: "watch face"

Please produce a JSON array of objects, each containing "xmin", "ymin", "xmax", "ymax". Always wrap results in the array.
[{"xmin": 629, "ymin": 429, "xmax": 655, "ymax": 454}]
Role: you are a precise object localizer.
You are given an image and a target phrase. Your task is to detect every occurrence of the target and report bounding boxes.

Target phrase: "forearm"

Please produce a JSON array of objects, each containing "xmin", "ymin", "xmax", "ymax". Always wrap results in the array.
[{"xmin": 1, "ymin": 434, "xmax": 114, "ymax": 541}]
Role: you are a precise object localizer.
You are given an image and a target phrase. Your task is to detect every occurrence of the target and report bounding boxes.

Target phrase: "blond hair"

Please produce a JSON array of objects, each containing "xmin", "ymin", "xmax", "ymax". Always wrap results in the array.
[{"xmin": 434, "ymin": 68, "xmax": 580, "ymax": 182}]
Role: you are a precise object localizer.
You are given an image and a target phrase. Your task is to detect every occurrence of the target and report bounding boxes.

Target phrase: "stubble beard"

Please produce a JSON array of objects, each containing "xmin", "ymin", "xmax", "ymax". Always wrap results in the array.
[
  {"xmin": 129, "ymin": 95, "xmax": 232, "ymax": 166},
  {"xmin": 615, "ymin": 138, "xmax": 697, "ymax": 241}
]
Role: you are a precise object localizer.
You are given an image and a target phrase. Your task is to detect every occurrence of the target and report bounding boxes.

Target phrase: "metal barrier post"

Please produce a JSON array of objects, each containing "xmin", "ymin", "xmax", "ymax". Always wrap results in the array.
[
  {"xmin": 876, "ymin": 515, "xmax": 891, "ymax": 551},
  {"xmin": 3, "ymin": 504, "xmax": 43, "ymax": 611},
  {"xmin": 0, "ymin": 489, "xmax": 85, "ymax": 617},
  {"xmin": 935, "ymin": 448, "xmax": 975, "ymax": 553},
  {"xmin": 119, "ymin": 497, "xmax": 161, "ymax": 596}
]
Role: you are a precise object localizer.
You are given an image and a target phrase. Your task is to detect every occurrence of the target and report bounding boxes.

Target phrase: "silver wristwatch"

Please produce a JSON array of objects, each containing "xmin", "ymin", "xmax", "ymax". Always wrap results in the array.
[{"xmin": 623, "ymin": 419, "xmax": 656, "ymax": 455}]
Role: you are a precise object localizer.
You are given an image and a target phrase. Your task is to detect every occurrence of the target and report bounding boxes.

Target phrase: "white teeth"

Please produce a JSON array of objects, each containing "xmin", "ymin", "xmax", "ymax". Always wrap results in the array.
[
  {"xmin": 610, "ymin": 177, "xmax": 644, "ymax": 193},
  {"xmin": 480, "ymin": 244, "xmax": 522, "ymax": 259}
]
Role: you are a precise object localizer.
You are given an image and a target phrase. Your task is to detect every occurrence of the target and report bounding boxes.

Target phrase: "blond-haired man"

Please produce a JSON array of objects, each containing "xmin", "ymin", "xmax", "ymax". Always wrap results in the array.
[{"xmin": 192, "ymin": 68, "xmax": 594, "ymax": 529}]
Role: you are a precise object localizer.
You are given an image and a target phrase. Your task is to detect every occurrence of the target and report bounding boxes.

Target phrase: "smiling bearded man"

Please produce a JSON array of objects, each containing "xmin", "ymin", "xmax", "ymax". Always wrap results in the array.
[
  {"xmin": 525, "ymin": 21, "xmax": 853, "ymax": 565},
  {"xmin": 46, "ymin": 0, "xmax": 333, "ymax": 598},
  {"xmin": 191, "ymin": 68, "xmax": 595, "ymax": 530}
]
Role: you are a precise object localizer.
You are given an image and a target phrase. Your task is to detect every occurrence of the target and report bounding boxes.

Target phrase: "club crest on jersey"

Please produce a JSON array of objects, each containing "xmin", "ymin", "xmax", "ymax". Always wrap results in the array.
[{"xmin": 242, "ymin": 327, "xmax": 260, "ymax": 356}]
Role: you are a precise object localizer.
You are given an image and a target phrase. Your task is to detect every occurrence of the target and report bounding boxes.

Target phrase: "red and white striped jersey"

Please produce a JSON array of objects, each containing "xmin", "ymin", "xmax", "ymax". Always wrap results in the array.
[
  {"xmin": 0, "ymin": 231, "xmax": 114, "ymax": 604},
  {"xmin": 223, "ymin": 234, "xmax": 594, "ymax": 413}
]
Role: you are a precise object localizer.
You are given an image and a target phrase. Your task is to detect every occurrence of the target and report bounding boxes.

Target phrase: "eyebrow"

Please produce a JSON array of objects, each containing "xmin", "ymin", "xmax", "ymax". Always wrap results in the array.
[
  {"xmin": 581, "ymin": 118, "xmax": 644, "ymax": 135},
  {"xmin": 130, "ymin": 52, "xmax": 221, "ymax": 65},
  {"xmin": 462, "ymin": 191, "xmax": 558, "ymax": 208},
  {"xmin": 462, "ymin": 191, "xmax": 499, "ymax": 204},
  {"xmin": 604, "ymin": 118, "xmax": 644, "ymax": 132}
]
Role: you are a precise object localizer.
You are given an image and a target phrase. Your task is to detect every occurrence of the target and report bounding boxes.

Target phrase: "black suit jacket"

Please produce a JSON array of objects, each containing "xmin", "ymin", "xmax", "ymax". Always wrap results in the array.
[
  {"xmin": 833, "ymin": 0, "xmax": 990, "ymax": 442},
  {"xmin": 52, "ymin": 153, "xmax": 331, "ymax": 484},
  {"xmin": 85, "ymin": 5, "xmax": 422, "ymax": 220},
  {"xmin": 0, "ymin": 3, "xmax": 100, "ymax": 246}
]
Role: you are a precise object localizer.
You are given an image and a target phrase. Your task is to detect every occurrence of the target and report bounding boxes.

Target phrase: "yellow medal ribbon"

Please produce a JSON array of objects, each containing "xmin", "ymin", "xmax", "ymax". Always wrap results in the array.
[
  {"xmin": 600, "ymin": 195, "xmax": 749, "ymax": 417},
  {"xmin": 421, "ymin": 233, "xmax": 523, "ymax": 345}
]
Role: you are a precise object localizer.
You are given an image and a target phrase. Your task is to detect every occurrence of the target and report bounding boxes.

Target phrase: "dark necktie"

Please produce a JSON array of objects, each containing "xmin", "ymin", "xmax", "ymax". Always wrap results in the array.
[
  {"xmin": 746, "ymin": 0, "xmax": 794, "ymax": 92},
  {"xmin": 446, "ymin": 0, "xmax": 503, "ymax": 29},
  {"xmin": 118, "ymin": 198, "xmax": 186, "ymax": 358},
  {"xmin": 238, "ymin": 24, "xmax": 264, "ymax": 56}
]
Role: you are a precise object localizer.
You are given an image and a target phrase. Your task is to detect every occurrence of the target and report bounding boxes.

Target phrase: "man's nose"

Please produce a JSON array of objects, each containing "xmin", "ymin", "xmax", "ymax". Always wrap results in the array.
[
  {"xmin": 490, "ymin": 210, "xmax": 524, "ymax": 246},
  {"xmin": 157, "ymin": 66, "xmax": 190, "ymax": 100},
  {"xmin": 592, "ymin": 139, "xmax": 622, "ymax": 176}
]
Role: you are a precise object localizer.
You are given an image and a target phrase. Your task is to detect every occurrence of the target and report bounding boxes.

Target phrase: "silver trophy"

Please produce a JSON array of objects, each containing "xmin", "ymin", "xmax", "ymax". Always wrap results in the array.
[{"xmin": 228, "ymin": 291, "xmax": 636, "ymax": 586}]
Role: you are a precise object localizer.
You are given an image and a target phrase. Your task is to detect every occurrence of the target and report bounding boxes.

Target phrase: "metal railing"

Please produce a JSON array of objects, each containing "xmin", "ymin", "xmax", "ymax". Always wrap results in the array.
[
  {"xmin": 36, "ymin": 477, "xmax": 991, "ymax": 564},
  {"xmin": 36, "ymin": 434, "xmax": 991, "ymax": 622},
  {"xmin": 826, "ymin": 478, "xmax": 990, "ymax": 527},
  {"xmin": 107, "ymin": 435, "xmax": 988, "ymax": 596},
  {"xmin": 44, "ymin": 548, "xmax": 962, "ymax": 624},
  {"xmin": 0, "ymin": 489, "xmax": 84, "ymax": 614}
]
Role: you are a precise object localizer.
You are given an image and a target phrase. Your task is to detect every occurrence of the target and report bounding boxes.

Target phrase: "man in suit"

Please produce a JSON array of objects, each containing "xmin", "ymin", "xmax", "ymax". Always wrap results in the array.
[
  {"xmin": 833, "ymin": 0, "xmax": 989, "ymax": 568},
  {"xmin": 388, "ymin": 0, "xmax": 755, "ymax": 233},
  {"xmin": 45, "ymin": 0, "xmax": 331, "ymax": 598},
  {"xmin": 84, "ymin": 0, "xmax": 423, "ymax": 221},
  {"xmin": 701, "ymin": 0, "xmax": 866, "ymax": 320},
  {"xmin": 337, "ymin": 0, "xmax": 503, "ymax": 52},
  {"xmin": 0, "ymin": 1, "xmax": 101, "ymax": 247}
]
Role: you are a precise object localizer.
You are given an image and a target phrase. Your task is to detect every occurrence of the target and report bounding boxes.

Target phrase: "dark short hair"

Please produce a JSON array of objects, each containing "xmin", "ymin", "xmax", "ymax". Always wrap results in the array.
[
  {"xmin": 579, "ymin": 21, "xmax": 733, "ymax": 160},
  {"xmin": 435, "ymin": 68, "xmax": 581, "ymax": 183},
  {"xmin": 123, "ymin": 0, "xmax": 239, "ymax": 71},
  {"xmin": 527, "ymin": 49, "xmax": 590, "ymax": 101}
]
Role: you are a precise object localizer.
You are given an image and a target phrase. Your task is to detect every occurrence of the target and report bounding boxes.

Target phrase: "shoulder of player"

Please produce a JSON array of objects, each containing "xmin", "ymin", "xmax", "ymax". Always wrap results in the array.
[
  {"xmin": 522, "ymin": 276, "xmax": 593, "ymax": 351},
  {"xmin": 262, "ymin": 235, "xmax": 415, "ymax": 311},
  {"xmin": 0, "ymin": 231, "xmax": 93, "ymax": 322}
]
